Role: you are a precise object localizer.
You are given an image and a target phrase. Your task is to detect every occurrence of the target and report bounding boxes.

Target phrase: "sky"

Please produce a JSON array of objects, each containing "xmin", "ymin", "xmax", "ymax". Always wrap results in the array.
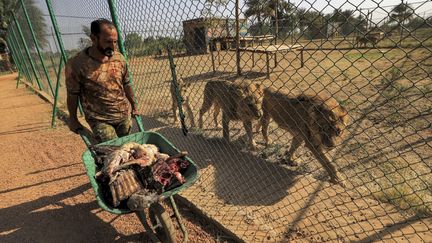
[{"xmin": 29, "ymin": 0, "xmax": 432, "ymax": 51}]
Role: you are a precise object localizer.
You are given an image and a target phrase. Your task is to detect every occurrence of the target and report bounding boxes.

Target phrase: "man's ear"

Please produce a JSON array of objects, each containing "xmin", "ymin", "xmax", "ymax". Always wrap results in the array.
[{"xmin": 90, "ymin": 34, "xmax": 97, "ymax": 44}]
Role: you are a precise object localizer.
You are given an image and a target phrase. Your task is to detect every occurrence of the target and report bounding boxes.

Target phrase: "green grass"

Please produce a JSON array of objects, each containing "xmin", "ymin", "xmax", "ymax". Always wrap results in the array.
[
  {"xmin": 373, "ymin": 185, "xmax": 432, "ymax": 216},
  {"xmin": 346, "ymin": 51, "xmax": 385, "ymax": 61}
]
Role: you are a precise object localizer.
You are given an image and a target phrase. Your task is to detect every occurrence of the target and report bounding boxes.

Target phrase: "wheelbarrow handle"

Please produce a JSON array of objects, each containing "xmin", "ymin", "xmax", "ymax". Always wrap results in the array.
[
  {"xmin": 77, "ymin": 128, "xmax": 92, "ymax": 148},
  {"xmin": 133, "ymin": 114, "xmax": 145, "ymax": 132}
]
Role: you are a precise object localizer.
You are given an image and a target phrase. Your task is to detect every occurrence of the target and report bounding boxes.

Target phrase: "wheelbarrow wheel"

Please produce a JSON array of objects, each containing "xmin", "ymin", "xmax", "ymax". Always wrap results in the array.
[{"xmin": 149, "ymin": 202, "xmax": 176, "ymax": 243}]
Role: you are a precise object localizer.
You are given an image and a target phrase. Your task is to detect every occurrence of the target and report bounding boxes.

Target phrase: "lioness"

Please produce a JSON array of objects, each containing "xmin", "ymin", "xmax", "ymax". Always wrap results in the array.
[
  {"xmin": 356, "ymin": 32, "xmax": 383, "ymax": 47},
  {"xmin": 258, "ymin": 88, "xmax": 349, "ymax": 185},
  {"xmin": 170, "ymin": 77, "xmax": 195, "ymax": 127},
  {"xmin": 199, "ymin": 80, "xmax": 264, "ymax": 150}
]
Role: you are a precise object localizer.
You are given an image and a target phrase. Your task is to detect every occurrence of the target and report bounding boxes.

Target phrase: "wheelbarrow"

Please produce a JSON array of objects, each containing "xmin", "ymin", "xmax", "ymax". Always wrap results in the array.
[{"xmin": 80, "ymin": 130, "xmax": 199, "ymax": 242}]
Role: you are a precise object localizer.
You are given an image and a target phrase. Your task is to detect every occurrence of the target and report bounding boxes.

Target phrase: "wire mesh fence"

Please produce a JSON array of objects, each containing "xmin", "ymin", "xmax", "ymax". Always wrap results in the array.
[{"xmin": 6, "ymin": 0, "xmax": 432, "ymax": 241}]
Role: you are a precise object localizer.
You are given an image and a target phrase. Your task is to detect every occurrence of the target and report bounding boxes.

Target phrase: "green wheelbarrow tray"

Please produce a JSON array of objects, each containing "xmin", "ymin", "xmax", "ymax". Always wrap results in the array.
[{"xmin": 81, "ymin": 131, "xmax": 199, "ymax": 215}]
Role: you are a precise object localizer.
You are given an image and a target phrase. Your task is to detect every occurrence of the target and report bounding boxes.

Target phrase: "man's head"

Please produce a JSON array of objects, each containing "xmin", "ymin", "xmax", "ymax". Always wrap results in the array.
[{"xmin": 90, "ymin": 18, "xmax": 117, "ymax": 57}]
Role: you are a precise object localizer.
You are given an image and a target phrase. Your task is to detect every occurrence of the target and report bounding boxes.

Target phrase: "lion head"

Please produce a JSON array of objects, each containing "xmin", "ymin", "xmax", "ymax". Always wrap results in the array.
[
  {"xmin": 236, "ymin": 82, "xmax": 264, "ymax": 120},
  {"xmin": 307, "ymin": 94, "xmax": 349, "ymax": 149}
]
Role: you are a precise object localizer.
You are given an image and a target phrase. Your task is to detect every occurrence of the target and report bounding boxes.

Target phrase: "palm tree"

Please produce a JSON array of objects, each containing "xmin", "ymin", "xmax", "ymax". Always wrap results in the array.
[
  {"xmin": 245, "ymin": 0, "xmax": 277, "ymax": 35},
  {"xmin": 390, "ymin": 1, "xmax": 414, "ymax": 38},
  {"xmin": 277, "ymin": 0, "xmax": 297, "ymax": 37},
  {"xmin": 244, "ymin": 0, "xmax": 265, "ymax": 31}
]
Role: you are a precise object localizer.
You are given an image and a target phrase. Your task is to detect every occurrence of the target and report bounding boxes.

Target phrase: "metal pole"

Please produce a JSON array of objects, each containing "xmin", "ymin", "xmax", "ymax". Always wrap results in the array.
[
  {"xmin": 51, "ymin": 57, "xmax": 64, "ymax": 127},
  {"xmin": 20, "ymin": 0, "xmax": 55, "ymax": 96},
  {"xmin": 10, "ymin": 25, "xmax": 34, "ymax": 85},
  {"xmin": 274, "ymin": 0, "xmax": 279, "ymax": 44},
  {"xmin": 6, "ymin": 36, "xmax": 24, "ymax": 87},
  {"xmin": 45, "ymin": 0, "xmax": 68, "ymax": 64},
  {"xmin": 6, "ymin": 37, "xmax": 22, "ymax": 86},
  {"xmin": 12, "ymin": 14, "xmax": 44, "ymax": 91},
  {"xmin": 45, "ymin": 0, "xmax": 84, "ymax": 115},
  {"xmin": 47, "ymin": 41, "xmax": 58, "ymax": 75},
  {"xmin": 107, "ymin": 0, "xmax": 144, "ymax": 132},
  {"xmin": 51, "ymin": 27, "xmax": 60, "ymax": 56},
  {"xmin": 8, "ymin": 30, "xmax": 28, "ymax": 84},
  {"xmin": 167, "ymin": 46, "xmax": 188, "ymax": 136},
  {"xmin": 235, "ymin": 0, "xmax": 241, "ymax": 76}
]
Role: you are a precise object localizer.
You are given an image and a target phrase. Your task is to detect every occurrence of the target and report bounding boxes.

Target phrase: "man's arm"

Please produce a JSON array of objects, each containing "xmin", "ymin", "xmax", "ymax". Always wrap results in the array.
[
  {"xmin": 66, "ymin": 93, "xmax": 83, "ymax": 132},
  {"xmin": 122, "ymin": 63, "xmax": 138, "ymax": 116},
  {"xmin": 65, "ymin": 61, "xmax": 83, "ymax": 133},
  {"xmin": 125, "ymin": 84, "xmax": 138, "ymax": 116}
]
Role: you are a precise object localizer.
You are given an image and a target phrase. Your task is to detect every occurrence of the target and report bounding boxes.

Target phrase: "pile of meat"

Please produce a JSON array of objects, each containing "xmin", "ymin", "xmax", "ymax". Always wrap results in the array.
[{"xmin": 91, "ymin": 142, "xmax": 189, "ymax": 209}]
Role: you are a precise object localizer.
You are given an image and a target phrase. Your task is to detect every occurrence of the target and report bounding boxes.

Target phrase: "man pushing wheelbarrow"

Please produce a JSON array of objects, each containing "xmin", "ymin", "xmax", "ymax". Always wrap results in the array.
[{"xmin": 66, "ymin": 19, "xmax": 198, "ymax": 243}]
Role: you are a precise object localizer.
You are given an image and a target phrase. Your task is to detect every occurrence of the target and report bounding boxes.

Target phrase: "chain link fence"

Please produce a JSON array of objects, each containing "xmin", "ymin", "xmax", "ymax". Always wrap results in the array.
[{"xmin": 6, "ymin": 0, "xmax": 432, "ymax": 241}]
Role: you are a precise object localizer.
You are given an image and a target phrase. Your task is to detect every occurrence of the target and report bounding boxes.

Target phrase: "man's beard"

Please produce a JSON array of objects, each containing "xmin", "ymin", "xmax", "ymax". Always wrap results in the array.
[{"xmin": 97, "ymin": 44, "xmax": 114, "ymax": 57}]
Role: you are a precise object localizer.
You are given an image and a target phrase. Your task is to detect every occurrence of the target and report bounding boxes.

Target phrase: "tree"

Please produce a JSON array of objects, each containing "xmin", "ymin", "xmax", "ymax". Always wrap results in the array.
[
  {"xmin": 82, "ymin": 25, "xmax": 91, "ymax": 37},
  {"xmin": 276, "ymin": 0, "xmax": 298, "ymax": 37},
  {"xmin": 77, "ymin": 25, "xmax": 91, "ymax": 50},
  {"xmin": 0, "ymin": 0, "xmax": 14, "ymax": 32},
  {"xmin": 406, "ymin": 16, "xmax": 432, "ymax": 30},
  {"xmin": 245, "ymin": 0, "xmax": 287, "ymax": 36},
  {"xmin": 15, "ymin": 0, "xmax": 48, "ymax": 50},
  {"xmin": 390, "ymin": 1, "xmax": 414, "ymax": 38},
  {"xmin": 124, "ymin": 32, "xmax": 143, "ymax": 50},
  {"xmin": 339, "ymin": 10, "xmax": 356, "ymax": 36},
  {"xmin": 296, "ymin": 8, "xmax": 308, "ymax": 33},
  {"xmin": 244, "ymin": 0, "xmax": 272, "ymax": 35},
  {"xmin": 328, "ymin": 9, "xmax": 367, "ymax": 36},
  {"xmin": 296, "ymin": 9, "xmax": 326, "ymax": 39},
  {"xmin": 202, "ymin": 0, "xmax": 228, "ymax": 17}
]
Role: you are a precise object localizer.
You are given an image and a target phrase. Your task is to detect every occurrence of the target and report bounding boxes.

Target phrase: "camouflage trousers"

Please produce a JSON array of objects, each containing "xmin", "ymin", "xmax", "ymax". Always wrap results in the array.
[{"xmin": 88, "ymin": 117, "xmax": 132, "ymax": 143}]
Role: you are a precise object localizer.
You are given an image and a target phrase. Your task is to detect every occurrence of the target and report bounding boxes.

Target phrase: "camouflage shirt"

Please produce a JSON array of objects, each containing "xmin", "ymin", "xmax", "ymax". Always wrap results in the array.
[{"xmin": 65, "ymin": 48, "xmax": 131, "ymax": 122}]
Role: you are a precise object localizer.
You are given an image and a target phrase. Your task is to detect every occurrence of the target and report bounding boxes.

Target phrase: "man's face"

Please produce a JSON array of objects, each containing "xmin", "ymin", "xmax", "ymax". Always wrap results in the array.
[{"xmin": 92, "ymin": 24, "xmax": 118, "ymax": 57}]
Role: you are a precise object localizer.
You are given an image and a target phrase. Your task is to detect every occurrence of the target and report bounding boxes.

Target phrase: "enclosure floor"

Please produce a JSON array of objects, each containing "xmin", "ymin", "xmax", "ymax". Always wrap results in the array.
[
  {"xmin": 136, "ymin": 119, "xmax": 432, "ymax": 241},
  {"xmin": 0, "ymin": 73, "xmax": 220, "ymax": 242}
]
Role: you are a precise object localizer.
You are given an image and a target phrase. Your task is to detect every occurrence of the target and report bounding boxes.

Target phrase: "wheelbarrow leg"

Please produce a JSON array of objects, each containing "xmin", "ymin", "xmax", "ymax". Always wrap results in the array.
[
  {"xmin": 169, "ymin": 196, "xmax": 188, "ymax": 243},
  {"xmin": 135, "ymin": 210, "xmax": 161, "ymax": 243},
  {"xmin": 149, "ymin": 202, "xmax": 176, "ymax": 243}
]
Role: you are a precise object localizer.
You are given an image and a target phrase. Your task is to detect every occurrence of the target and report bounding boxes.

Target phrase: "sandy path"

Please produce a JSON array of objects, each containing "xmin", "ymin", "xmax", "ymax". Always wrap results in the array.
[{"xmin": 0, "ymin": 74, "xmax": 220, "ymax": 242}]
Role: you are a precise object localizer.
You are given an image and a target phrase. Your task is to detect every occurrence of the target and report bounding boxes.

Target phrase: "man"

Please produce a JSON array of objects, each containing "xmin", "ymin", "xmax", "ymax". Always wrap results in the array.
[{"xmin": 66, "ymin": 18, "xmax": 138, "ymax": 142}]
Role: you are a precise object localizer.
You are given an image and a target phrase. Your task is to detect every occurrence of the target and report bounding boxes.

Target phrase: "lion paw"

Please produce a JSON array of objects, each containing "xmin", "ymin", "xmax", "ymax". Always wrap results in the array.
[
  {"xmin": 329, "ymin": 174, "xmax": 346, "ymax": 188},
  {"xmin": 249, "ymin": 141, "xmax": 258, "ymax": 151},
  {"xmin": 281, "ymin": 157, "xmax": 299, "ymax": 166}
]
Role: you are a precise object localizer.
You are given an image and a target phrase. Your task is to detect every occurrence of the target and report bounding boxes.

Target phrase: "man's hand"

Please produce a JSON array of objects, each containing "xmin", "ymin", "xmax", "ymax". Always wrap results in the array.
[
  {"xmin": 68, "ymin": 118, "xmax": 83, "ymax": 133},
  {"xmin": 131, "ymin": 105, "xmax": 139, "ymax": 117}
]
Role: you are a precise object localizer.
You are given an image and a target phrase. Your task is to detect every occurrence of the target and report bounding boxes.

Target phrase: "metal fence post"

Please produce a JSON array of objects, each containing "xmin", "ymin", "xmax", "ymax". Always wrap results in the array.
[
  {"xmin": 20, "ymin": 0, "xmax": 55, "ymax": 96},
  {"xmin": 51, "ymin": 57, "xmax": 64, "ymax": 127},
  {"xmin": 12, "ymin": 13, "xmax": 43, "ymax": 91},
  {"xmin": 235, "ymin": 0, "xmax": 241, "ymax": 76},
  {"xmin": 9, "ymin": 25, "xmax": 34, "ymax": 85},
  {"xmin": 6, "ymin": 36, "xmax": 25, "ymax": 87},
  {"xmin": 44, "ymin": 0, "xmax": 68, "ymax": 64},
  {"xmin": 44, "ymin": 0, "xmax": 84, "ymax": 123},
  {"xmin": 107, "ymin": 0, "xmax": 145, "ymax": 132}
]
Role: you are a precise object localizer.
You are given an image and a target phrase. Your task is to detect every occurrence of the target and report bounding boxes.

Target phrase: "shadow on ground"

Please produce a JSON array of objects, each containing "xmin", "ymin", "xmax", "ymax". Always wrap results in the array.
[
  {"xmin": 136, "ymin": 116, "xmax": 300, "ymax": 206},
  {"xmin": 0, "ymin": 184, "xmax": 145, "ymax": 242}
]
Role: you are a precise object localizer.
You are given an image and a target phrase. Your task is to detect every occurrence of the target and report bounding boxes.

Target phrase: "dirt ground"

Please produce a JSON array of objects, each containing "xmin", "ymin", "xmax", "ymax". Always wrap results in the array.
[{"xmin": 0, "ymin": 74, "xmax": 224, "ymax": 242}]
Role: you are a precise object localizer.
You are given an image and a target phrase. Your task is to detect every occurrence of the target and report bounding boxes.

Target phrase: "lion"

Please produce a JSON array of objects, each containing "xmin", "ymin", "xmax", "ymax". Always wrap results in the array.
[
  {"xmin": 257, "ymin": 88, "xmax": 349, "ymax": 185},
  {"xmin": 356, "ymin": 32, "xmax": 384, "ymax": 47},
  {"xmin": 170, "ymin": 77, "xmax": 195, "ymax": 127},
  {"xmin": 199, "ymin": 80, "xmax": 264, "ymax": 150}
]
